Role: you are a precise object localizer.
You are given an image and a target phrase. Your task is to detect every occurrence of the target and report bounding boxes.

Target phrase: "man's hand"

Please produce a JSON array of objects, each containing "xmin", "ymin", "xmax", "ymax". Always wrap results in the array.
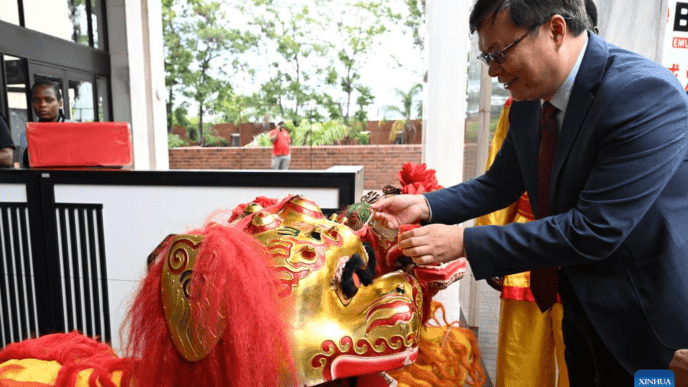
[
  {"xmin": 398, "ymin": 224, "xmax": 465, "ymax": 265},
  {"xmin": 671, "ymin": 349, "xmax": 688, "ymax": 387},
  {"xmin": 269, "ymin": 129, "xmax": 278, "ymax": 144},
  {"xmin": 371, "ymin": 194, "xmax": 429, "ymax": 229}
]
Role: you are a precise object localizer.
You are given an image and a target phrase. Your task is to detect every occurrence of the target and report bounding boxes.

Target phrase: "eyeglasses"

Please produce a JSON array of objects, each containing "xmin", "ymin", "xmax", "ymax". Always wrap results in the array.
[{"xmin": 477, "ymin": 25, "xmax": 539, "ymax": 66}]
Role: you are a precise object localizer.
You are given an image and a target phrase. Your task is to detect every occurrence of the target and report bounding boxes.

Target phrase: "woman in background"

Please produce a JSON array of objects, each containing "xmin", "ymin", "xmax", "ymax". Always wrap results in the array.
[{"xmin": 22, "ymin": 80, "xmax": 68, "ymax": 167}]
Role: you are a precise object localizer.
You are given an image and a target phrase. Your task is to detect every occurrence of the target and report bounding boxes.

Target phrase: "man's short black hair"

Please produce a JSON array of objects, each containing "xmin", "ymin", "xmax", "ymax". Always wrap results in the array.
[
  {"xmin": 584, "ymin": 0, "xmax": 598, "ymax": 31},
  {"xmin": 469, "ymin": 0, "xmax": 589, "ymax": 36}
]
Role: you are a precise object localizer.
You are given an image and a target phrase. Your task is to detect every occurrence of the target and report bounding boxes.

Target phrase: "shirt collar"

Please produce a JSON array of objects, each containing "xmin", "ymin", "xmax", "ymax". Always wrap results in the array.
[{"xmin": 546, "ymin": 34, "xmax": 589, "ymax": 125}]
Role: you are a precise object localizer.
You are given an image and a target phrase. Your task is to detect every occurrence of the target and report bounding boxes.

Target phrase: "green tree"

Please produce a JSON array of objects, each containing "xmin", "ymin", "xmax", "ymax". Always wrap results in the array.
[
  {"xmin": 326, "ymin": 0, "xmax": 400, "ymax": 123},
  {"xmin": 215, "ymin": 93, "xmax": 277, "ymax": 132},
  {"xmin": 247, "ymin": 1, "xmax": 332, "ymax": 123},
  {"xmin": 403, "ymin": 0, "xmax": 426, "ymax": 54},
  {"xmin": 183, "ymin": 1, "xmax": 259, "ymax": 146},
  {"xmin": 163, "ymin": 0, "xmax": 422, "ymax": 137},
  {"xmin": 382, "ymin": 83, "xmax": 423, "ymax": 144},
  {"xmin": 68, "ymin": 0, "xmax": 89, "ymax": 45},
  {"xmin": 162, "ymin": 0, "xmax": 193, "ymax": 132},
  {"xmin": 353, "ymin": 85, "xmax": 375, "ymax": 123},
  {"xmin": 172, "ymin": 105, "xmax": 193, "ymax": 133}
]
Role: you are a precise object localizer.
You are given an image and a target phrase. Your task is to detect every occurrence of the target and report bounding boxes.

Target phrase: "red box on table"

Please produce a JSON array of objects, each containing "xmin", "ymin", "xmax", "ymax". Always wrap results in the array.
[{"xmin": 25, "ymin": 122, "xmax": 133, "ymax": 168}]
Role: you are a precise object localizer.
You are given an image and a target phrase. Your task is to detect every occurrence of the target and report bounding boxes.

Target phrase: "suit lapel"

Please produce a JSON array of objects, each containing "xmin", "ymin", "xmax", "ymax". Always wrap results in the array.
[{"xmin": 550, "ymin": 33, "xmax": 608, "ymax": 210}]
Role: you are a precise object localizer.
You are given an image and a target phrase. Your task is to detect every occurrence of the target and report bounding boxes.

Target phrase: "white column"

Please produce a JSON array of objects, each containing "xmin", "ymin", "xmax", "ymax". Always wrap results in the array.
[
  {"xmin": 423, "ymin": 0, "xmax": 471, "ymax": 324},
  {"xmin": 141, "ymin": 0, "xmax": 169, "ymax": 170},
  {"xmin": 107, "ymin": 0, "xmax": 168, "ymax": 170},
  {"xmin": 423, "ymin": 0, "xmax": 470, "ymax": 186},
  {"xmin": 595, "ymin": 0, "xmax": 665, "ymax": 61}
]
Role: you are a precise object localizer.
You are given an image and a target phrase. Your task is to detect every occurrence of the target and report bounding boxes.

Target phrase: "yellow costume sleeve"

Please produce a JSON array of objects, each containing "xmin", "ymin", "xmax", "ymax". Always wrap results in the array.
[
  {"xmin": 474, "ymin": 101, "xmax": 519, "ymax": 228},
  {"xmin": 479, "ymin": 101, "xmax": 569, "ymax": 387},
  {"xmin": 473, "ymin": 99, "xmax": 538, "ymax": 302},
  {"xmin": 0, "ymin": 359, "xmax": 60, "ymax": 386},
  {"xmin": 0, "ymin": 358, "xmax": 122, "ymax": 387}
]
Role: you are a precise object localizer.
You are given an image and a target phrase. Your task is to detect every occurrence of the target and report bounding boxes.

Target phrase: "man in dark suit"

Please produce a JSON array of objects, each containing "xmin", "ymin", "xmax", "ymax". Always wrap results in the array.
[{"xmin": 372, "ymin": 0, "xmax": 688, "ymax": 385}]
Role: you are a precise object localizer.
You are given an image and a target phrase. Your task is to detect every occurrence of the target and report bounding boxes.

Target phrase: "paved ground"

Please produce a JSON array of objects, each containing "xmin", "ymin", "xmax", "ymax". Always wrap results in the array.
[{"xmin": 477, "ymin": 283, "xmax": 501, "ymax": 386}]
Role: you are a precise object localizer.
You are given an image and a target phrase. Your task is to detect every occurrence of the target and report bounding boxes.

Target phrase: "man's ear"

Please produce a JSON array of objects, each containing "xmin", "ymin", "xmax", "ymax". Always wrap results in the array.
[{"xmin": 548, "ymin": 15, "xmax": 568, "ymax": 47}]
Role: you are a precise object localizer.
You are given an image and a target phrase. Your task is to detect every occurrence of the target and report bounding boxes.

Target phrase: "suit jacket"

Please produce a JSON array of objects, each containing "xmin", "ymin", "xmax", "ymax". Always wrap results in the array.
[{"xmin": 425, "ymin": 32, "xmax": 688, "ymax": 372}]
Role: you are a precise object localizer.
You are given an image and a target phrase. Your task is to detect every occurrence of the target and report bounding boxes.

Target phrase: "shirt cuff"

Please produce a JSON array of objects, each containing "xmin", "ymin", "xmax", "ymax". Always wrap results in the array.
[{"xmin": 422, "ymin": 194, "xmax": 432, "ymax": 223}]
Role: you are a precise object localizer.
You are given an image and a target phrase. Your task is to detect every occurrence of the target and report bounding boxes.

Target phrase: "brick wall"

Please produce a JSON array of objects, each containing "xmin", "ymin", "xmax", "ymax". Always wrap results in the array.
[{"xmin": 169, "ymin": 143, "xmax": 479, "ymax": 190}]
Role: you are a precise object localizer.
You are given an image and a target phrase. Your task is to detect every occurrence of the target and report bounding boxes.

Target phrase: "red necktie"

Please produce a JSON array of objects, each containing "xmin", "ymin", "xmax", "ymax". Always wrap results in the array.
[{"xmin": 530, "ymin": 102, "xmax": 560, "ymax": 312}]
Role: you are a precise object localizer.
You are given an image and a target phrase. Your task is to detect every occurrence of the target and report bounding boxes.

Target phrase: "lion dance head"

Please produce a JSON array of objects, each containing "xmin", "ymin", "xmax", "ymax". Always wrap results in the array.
[{"xmin": 0, "ymin": 181, "xmax": 483, "ymax": 386}]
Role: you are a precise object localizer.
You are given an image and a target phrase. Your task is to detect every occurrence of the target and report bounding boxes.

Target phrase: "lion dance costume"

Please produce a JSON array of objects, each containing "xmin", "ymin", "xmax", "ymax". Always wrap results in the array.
[{"xmin": 0, "ymin": 164, "xmax": 485, "ymax": 387}]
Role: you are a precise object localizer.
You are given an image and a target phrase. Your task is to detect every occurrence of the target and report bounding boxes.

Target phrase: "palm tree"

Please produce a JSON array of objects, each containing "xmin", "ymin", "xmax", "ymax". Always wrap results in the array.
[{"xmin": 382, "ymin": 83, "xmax": 423, "ymax": 144}]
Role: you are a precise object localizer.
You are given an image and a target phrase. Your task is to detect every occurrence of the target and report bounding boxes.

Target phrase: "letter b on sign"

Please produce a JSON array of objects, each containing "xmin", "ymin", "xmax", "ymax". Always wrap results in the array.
[{"xmin": 675, "ymin": 2, "xmax": 688, "ymax": 32}]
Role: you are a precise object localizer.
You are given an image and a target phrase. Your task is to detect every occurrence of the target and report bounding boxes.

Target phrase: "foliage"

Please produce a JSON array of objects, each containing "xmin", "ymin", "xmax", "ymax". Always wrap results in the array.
[
  {"xmin": 163, "ymin": 0, "xmax": 421, "ymax": 138},
  {"xmin": 402, "ymin": 0, "xmax": 426, "ymax": 53},
  {"xmin": 242, "ymin": 1, "xmax": 331, "ymax": 123},
  {"xmin": 162, "ymin": 0, "xmax": 257, "ymax": 145},
  {"xmin": 247, "ymin": 120, "xmax": 353, "ymax": 147},
  {"xmin": 187, "ymin": 116, "xmax": 200, "ymax": 141},
  {"xmin": 353, "ymin": 86, "xmax": 375, "ymax": 123},
  {"xmin": 168, "ymin": 133, "xmax": 186, "ymax": 148},
  {"xmin": 203, "ymin": 131, "xmax": 229, "ymax": 147},
  {"xmin": 324, "ymin": 0, "xmax": 400, "ymax": 123},
  {"xmin": 211, "ymin": 0, "xmax": 400, "ymax": 126},
  {"xmin": 465, "ymin": 112, "xmax": 501, "ymax": 143},
  {"xmin": 215, "ymin": 93, "xmax": 279, "ymax": 129},
  {"xmin": 382, "ymin": 83, "xmax": 423, "ymax": 143},
  {"xmin": 188, "ymin": 126, "xmax": 199, "ymax": 142},
  {"xmin": 172, "ymin": 105, "xmax": 193, "ymax": 131},
  {"xmin": 162, "ymin": 0, "xmax": 193, "ymax": 132},
  {"xmin": 348, "ymin": 120, "xmax": 370, "ymax": 145}
]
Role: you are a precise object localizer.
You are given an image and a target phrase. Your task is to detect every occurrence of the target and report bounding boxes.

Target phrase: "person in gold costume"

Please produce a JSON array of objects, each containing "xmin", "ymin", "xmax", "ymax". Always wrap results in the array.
[{"xmin": 474, "ymin": 98, "xmax": 568, "ymax": 387}]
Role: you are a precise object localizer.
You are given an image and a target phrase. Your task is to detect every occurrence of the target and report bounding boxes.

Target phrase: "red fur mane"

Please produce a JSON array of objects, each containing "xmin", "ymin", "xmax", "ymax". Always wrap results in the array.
[{"xmin": 124, "ymin": 224, "xmax": 295, "ymax": 386}]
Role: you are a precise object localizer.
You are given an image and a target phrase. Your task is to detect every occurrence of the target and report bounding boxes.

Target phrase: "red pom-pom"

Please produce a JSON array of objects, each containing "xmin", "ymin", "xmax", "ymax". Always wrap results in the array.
[{"xmin": 397, "ymin": 163, "xmax": 443, "ymax": 194}]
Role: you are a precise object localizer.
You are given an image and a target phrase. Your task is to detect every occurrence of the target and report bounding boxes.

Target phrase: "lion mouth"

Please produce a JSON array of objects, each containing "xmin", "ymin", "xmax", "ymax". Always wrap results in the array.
[
  {"xmin": 365, "ymin": 296, "xmax": 416, "ymax": 334},
  {"xmin": 413, "ymin": 258, "xmax": 467, "ymax": 288},
  {"xmin": 330, "ymin": 347, "xmax": 418, "ymax": 381}
]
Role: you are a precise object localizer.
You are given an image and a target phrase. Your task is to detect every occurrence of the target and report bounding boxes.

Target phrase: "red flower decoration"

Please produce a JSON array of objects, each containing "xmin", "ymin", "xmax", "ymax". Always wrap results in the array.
[{"xmin": 397, "ymin": 162, "xmax": 443, "ymax": 194}]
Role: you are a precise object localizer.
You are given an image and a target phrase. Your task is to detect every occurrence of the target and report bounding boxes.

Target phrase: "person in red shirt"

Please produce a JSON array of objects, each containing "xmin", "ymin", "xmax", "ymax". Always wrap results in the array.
[{"xmin": 269, "ymin": 121, "xmax": 291, "ymax": 170}]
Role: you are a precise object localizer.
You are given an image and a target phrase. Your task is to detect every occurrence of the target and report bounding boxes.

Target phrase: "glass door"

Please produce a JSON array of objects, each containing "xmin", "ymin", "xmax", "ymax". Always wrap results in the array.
[
  {"xmin": 66, "ymin": 70, "xmax": 95, "ymax": 122},
  {"xmin": 28, "ymin": 63, "xmax": 106, "ymax": 123},
  {"xmin": 3, "ymin": 55, "xmax": 29, "ymax": 165}
]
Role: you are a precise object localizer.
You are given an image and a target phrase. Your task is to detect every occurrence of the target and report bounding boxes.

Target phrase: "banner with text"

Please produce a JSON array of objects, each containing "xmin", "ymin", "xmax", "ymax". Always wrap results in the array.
[{"xmin": 663, "ymin": 1, "xmax": 688, "ymax": 89}]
